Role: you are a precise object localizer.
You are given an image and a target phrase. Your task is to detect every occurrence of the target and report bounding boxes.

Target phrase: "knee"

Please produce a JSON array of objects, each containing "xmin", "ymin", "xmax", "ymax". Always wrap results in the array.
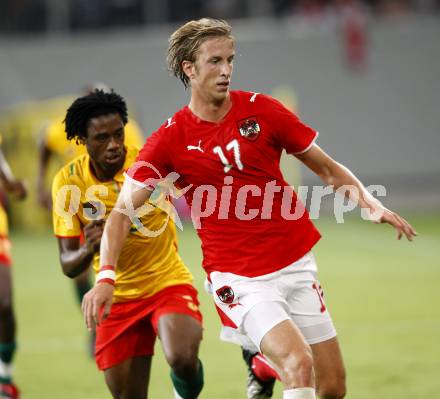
[
  {"xmin": 279, "ymin": 349, "xmax": 314, "ymax": 387},
  {"xmin": 317, "ymin": 376, "xmax": 346, "ymax": 399},
  {"xmin": 0, "ymin": 295, "xmax": 12, "ymax": 314},
  {"xmin": 106, "ymin": 381, "xmax": 144, "ymax": 399},
  {"xmin": 167, "ymin": 350, "xmax": 199, "ymax": 379}
]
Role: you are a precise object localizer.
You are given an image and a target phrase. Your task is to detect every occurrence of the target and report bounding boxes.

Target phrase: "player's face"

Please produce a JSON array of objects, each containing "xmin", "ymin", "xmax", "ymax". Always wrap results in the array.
[
  {"xmin": 85, "ymin": 113, "xmax": 126, "ymax": 180},
  {"xmin": 191, "ymin": 37, "xmax": 235, "ymax": 103}
]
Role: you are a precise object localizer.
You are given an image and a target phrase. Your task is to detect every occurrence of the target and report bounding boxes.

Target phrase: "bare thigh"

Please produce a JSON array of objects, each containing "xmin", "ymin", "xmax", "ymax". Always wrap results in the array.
[
  {"xmin": 0, "ymin": 264, "xmax": 12, "ymax": 304},
  {"xmin": 104, "ymin": 355, "xmax": 152, "ymax": 399},
  {"xmin": 260, "ymin": 319, "xmax": 314, "ymax": 390},
  {"xmin": 157, "ymin": 313, "xmax": 202, "ymax": 379},
  {"xmin": 0, "ymin": 264, "xmax": 15, "ymax": 342}
]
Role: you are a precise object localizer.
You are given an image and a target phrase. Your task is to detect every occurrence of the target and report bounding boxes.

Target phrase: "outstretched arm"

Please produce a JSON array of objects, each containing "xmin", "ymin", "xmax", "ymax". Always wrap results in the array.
[
  {"xmin": 82, "ymin": 179, "xmax": 152, "ymax": 330},
  {"xmin": 295, "ymin": 144, "xmax": 417, "ymax": 241}
]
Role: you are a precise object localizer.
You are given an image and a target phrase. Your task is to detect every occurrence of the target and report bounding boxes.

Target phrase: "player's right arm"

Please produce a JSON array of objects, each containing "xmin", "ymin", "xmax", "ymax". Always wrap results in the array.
[
  {"xmin": 52, "ymin": 168, "xmax": 105, "ymax": 277},
  {"xmin": 57, "ymin": 219, "xmax": 104, "ymax": 278},
  {"xmin": 82, "ymin": 179, "xmax": 153, "ymax": 330}
]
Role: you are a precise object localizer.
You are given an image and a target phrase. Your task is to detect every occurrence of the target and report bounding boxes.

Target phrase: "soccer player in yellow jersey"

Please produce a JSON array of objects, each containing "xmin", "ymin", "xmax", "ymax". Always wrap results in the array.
[
  {"xmin": 51, "ymin": 90, "xmax": 204, "ymax": 399},
  {"xmin": 38, "ymin": 83, "xmax": 143, "ymax": 210},
  {"xmin": 0, "ymin": 136, "xmax": 27, "ymax": 399},
  {"xmin": 38, "ymin": 83, "xmax": 144, "ymax": 354}
]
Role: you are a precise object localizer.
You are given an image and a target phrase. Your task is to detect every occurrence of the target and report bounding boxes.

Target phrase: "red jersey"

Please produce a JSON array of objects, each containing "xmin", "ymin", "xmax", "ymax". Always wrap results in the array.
[{"xmin": 127, "ymin": 91, "xmax": 321, "ymax": 277}]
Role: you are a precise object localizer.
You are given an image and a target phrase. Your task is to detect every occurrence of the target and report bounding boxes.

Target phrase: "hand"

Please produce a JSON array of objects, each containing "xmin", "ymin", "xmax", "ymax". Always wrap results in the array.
[
  {"xmin": 9, "ymin": 180, "xmax": 28, "ymax": 201},
  {"xmin": 83, "ymin": 219, "xmax": 105, "ymax": 254},
  {"xmin": 373, "ymin": 207, "xmax": 417, "ymax": 241},
  {"xmin": 81, "ymin": 283, "xmax": 114, "ymax": 331}
]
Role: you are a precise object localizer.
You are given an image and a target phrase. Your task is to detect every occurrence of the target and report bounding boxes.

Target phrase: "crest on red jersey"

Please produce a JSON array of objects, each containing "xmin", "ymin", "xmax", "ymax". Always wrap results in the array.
[
  {"xmin": 238, "ymin": 117, "xmax": 260, "ymax": 141},
  {"xmin": 216, "ymin": 285, "xmax": 235, "ymax": 304}
]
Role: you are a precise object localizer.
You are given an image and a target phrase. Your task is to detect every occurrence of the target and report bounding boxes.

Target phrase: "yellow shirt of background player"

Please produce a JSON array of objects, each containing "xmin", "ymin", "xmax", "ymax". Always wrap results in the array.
[
  {"xmin": 51, "ymin": 146, "xmax": 193, "ymax": 302},
  {"xmin": 45, "ymin": 119, "xmax": 144, "ymax": 164},
  {"xmin": 0, "ymin": 133, "xmax": 11, "ymax": 258}
]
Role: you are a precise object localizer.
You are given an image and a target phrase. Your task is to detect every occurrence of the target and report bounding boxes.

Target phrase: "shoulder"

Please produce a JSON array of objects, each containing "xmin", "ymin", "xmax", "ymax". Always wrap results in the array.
[
  {"xmin": 52, "ymin": 154, "xmax": 87, "ymax": 187},
  {"xmin": 150, "ymin": 107, "xmax": 187, "ymax": 139},
  {"xmin": 232, "ymin": 90, "xmax": 280, "ymax": 109}
]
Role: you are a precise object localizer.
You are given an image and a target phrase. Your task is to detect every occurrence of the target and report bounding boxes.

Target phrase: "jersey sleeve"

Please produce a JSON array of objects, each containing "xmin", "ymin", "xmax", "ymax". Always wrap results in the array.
[
  {"xmin": 262, "ymin": 94, "xmax": 318, "ymax": 155},
  {"xmin": 125, "ymin": 124, "xmax": 172, "ymax": 189},
  {"xmin": 51, "ymin": 169, "xmax": 82, "ymax": 237}
]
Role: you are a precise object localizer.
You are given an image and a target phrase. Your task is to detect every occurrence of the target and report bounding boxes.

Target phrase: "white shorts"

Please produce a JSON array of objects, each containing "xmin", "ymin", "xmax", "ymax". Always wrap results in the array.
[{"xmin": 208, "ymin": 252, "xmax": 336, "ymax": 352}]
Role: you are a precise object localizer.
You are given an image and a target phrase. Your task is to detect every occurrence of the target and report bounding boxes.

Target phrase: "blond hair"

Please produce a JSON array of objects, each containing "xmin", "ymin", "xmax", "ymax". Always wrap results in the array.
[{"xmin": 167, "ymin": 18, "xmax": 234, "ymax": 88}]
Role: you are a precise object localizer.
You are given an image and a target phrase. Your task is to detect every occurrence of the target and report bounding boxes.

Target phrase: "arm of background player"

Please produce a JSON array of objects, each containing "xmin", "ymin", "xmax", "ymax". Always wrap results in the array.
[
  {"xmin": 82, "ymin": 179, "xmax": 153, "ymax": 330},
  {"xmin": 57, "ymin": 219, "xmax": 104, "ymax": 278},
  {"xmin": 295, "ymin": 144, "xmax": 417, "ymax": 241},
  {"xmin": 0, "ymin": 148, "xmax": 27, "ymax": 201},
  {"xmin": 37, "ymin": 136, "xmax": 54, "ymax": 210}
]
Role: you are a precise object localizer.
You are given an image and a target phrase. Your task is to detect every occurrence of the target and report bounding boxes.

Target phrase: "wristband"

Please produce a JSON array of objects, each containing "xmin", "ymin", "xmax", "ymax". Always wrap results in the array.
[
  {"xmin": 97, "ymin": 265, "xmax": 116, "ymax": 285},
  {"xmin": 97, "ymin": 278, "xmax": 115, "ymax": 286}
]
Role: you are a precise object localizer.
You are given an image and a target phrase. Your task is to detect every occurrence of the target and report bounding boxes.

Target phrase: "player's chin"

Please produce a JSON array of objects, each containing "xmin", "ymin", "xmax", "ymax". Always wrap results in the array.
[
  {"xmin": 213, "ymin": 89, "xmax": 229, "ymax": 101},
  {"xmin": 103, "ymin": 158, "xmax": 124, "ymax": 172}
]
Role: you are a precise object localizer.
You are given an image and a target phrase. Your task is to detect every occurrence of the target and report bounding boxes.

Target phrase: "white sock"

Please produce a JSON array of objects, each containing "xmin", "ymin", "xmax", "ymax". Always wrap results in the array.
[
  {"xmin": 283, "ymin": 387, "xmax": 316, "ymax": 399},
  {"xmin": 0, "ymin": 360, "xmax": 13, "ymax": 380}
]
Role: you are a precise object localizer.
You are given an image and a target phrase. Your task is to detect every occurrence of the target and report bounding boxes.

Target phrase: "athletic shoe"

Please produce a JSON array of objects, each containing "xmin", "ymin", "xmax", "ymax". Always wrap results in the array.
[
  {"xmin": 0, "ymin": 382, "xmax": 20, "ymax": 399},
  {"xmin": 242, "ymin": 348, "xmax": 275, "ymax": 399}
]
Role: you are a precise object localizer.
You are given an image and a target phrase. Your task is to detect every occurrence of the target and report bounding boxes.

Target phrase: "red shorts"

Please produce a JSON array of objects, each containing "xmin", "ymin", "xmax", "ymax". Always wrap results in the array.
[{"xmin": 95, "ymin": 284, "xmax": 202, "ymax": 370}]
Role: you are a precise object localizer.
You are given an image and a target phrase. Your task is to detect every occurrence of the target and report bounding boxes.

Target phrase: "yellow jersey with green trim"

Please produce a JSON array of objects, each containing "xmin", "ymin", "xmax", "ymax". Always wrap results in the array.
[
  {"xmin": 45, "ymin": 119, "xmax": 144, "ymax": 164},
  {"xmin": 51, "ymin": 146, "xmax": 193, "ymax": 302}
]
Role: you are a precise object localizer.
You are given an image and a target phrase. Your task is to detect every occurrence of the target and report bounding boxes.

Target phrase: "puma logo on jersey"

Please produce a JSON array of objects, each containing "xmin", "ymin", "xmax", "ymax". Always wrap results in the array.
[
  {"xmin": 250, "ymin": 92, "xmax": 260, "ymax": 102},
  {"xmin": 187, "ymin": 140, "xmax": 204, "ymax": 153},
  {"xmin": 165, "ymin": 117, "xmax": 176, "ymax": 128}
]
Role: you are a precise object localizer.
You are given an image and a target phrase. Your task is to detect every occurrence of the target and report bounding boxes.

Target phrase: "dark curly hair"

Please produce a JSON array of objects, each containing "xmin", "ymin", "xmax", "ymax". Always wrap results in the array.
[{"xmin": 64, "ymin": 89, "xmax": 128, "ymax": 142}]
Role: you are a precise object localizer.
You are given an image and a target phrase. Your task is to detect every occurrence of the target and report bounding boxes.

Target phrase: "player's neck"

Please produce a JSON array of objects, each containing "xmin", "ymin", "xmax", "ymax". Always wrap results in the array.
[
  {"xmin": 188, "ymin": 93, "xmax": 232, "ymax": 123},
  {"xmin": 89, "ymin": 156, "xmax": 125, "ymax": 182}
]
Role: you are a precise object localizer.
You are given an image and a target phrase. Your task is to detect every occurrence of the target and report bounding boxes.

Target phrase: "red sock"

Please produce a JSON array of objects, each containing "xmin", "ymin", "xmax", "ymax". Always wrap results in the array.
[{"xmin": 251, "ymin": 353, "xmax": 280, "ymax": 382}]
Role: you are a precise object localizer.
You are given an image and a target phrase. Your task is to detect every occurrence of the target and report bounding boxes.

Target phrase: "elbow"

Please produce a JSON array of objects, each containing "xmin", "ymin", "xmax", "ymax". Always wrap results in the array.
[
  {"xmin": 317, "ymin": 166, "xmax": 335, "ymax": 186},
  {"xmin": 60, "ymin": 261, "xmax": 80, "ymax": 279},
  {"xmin": 62, "ymin": 266, "xmax": 77, "ymax": 279},
  {"xmin": 318, "ymin": 161, "xmax": 345, "ymax": 187}
]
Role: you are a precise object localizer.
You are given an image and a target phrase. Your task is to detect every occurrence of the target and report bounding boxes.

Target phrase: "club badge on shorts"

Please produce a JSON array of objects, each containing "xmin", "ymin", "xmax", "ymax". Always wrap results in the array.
[
  {"xmin": 216, "ymin": 285, "xmax": 235, "ymax": 304},
  {"xmin": 237, "ymin": 117, "xmax": 260, "ymax": 141}
]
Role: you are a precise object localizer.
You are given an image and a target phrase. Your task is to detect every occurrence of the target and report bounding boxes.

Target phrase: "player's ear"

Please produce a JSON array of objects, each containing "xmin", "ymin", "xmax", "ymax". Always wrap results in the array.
[
  {"xmin": 78, "ymin": 136, "xmax": 86, "ymax": 145},
  {"xmin": 182, "ymin": 60, "xmax": 195, "ymax": 80}
]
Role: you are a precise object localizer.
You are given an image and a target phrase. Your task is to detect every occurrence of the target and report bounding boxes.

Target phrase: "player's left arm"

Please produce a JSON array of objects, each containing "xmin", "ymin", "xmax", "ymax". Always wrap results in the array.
[{"xmin": 295, "ymin": 144, "xmax": 417, "ymax": 241}]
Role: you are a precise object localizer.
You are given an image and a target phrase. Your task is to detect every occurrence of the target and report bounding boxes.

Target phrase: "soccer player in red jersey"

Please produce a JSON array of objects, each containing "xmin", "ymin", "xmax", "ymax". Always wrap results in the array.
[{"xmin": 82, "ymin": 19, "xmax": 416, "ymax": 399}]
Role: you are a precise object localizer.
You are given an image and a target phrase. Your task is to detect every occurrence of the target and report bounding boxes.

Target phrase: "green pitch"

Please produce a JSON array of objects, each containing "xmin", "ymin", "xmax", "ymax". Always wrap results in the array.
[{"xmin": 11, "ymin": 213, "xmax": 440, "ymax": 398}]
